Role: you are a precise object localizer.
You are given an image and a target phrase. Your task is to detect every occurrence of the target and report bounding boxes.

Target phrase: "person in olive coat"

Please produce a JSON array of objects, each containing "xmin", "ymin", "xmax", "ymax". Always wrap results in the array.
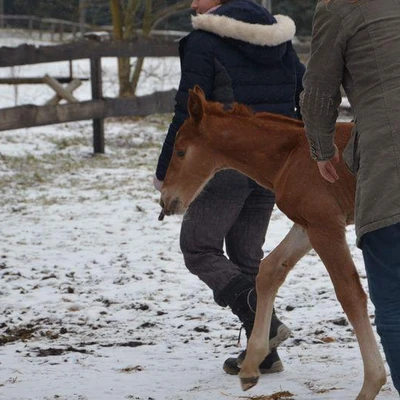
[{"xmin": 301, "ymin": 0, "xmax": 400, "ymax": 393}]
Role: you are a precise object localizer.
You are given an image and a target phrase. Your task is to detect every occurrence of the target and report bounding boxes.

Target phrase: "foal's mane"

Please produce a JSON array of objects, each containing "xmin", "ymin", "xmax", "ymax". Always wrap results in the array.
[{"xmin": 205, "ymin": 101, "xmax": 304, "ymax": 129}]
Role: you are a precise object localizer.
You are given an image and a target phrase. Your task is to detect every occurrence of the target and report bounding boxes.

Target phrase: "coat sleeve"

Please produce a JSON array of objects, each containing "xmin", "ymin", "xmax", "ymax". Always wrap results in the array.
[
  {"xmin": 300, "ymin": 1, "xmax": 346, "ymax": 161},
  {"xmin": 155, "ymin": 35, "xmax": 215, "ymax": 181}
]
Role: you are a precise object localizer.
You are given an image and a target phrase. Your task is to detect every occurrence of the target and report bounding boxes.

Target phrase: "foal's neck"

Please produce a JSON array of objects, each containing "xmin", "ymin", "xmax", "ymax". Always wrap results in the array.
[{"xmin": 207, "ymin": 113, "xmax": 303, "ymax": 191}]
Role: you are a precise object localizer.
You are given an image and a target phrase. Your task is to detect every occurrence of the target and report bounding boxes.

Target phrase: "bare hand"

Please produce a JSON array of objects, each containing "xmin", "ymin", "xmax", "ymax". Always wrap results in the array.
[{"xmin": 317, "ymin": 145, "xmax": 340, "ymax": 183}]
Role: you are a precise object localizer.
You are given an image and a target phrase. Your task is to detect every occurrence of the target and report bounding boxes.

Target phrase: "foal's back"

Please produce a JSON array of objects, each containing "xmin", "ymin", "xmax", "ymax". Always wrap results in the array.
[{"xmin": 272, "ymin": 121, "xmax": 356, "ymax": 229}]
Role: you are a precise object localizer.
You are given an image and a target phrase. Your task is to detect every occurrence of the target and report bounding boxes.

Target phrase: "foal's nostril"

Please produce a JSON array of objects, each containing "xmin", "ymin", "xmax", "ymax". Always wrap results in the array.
[{"xmin": 170, "ymin": 198, "xmax": 180, "ymax": 214}]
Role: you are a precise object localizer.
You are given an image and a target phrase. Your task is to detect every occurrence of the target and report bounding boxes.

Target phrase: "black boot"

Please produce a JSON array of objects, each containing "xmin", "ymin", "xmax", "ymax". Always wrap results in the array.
[
  {"xmin": 217, "ymin": 275, "xmax": 291, "ymax": 349},
  {"xmin": 223, "ymin": 348, "xmax": 283, "ymax": 375},
  {"xmin": 217, "ymin": 275, "xmax": 291, "ymax": 375}
]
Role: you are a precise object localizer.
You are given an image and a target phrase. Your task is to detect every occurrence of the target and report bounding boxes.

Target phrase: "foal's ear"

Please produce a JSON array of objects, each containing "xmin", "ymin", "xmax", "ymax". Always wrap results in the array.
[
  {"xmin": 188, "ymin": 87, "xmax": 205, "ymax": 124},
  {"xmin": 193, "ymin": 85, "xmax": 205, "ymax": 97}
]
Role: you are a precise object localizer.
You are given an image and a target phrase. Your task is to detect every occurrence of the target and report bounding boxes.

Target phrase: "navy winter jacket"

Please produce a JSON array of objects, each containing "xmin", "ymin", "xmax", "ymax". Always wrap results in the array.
[{"xmin": 156, "ymin": 0, "xmax": 305, "ymax": 181}]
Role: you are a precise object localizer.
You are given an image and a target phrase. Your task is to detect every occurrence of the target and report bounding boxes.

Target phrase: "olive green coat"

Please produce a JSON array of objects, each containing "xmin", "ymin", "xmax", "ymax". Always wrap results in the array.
[{"xmin": 300, "ymin": 0, "xmax": 400, "ymax": 246}]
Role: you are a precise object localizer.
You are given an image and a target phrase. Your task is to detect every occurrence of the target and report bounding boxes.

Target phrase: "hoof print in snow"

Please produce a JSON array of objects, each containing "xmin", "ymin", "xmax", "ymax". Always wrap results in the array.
[
  {"xmin": 138, "ymin": 322, "xmax": 156, "ymax": 329},
  {"xmin": 194, "ymin": 325, "xmax": 209, "ymax": 333},
  {"xmin": 331, "ymin": 317, "xmax": 348, "ymax": 326},
  {"xmin": 119, "ymin": 365, "xmax": 144, "ymax": 373},
  {"xmin": 33, "ymin": 346, "xmax": 91, "ymax": 357}
]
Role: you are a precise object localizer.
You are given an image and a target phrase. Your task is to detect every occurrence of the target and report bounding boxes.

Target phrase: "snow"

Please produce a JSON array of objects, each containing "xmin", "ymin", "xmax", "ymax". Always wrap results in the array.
[{"xmin": 0, "ymin": 31, "xmax": 397, "ymax": 400}]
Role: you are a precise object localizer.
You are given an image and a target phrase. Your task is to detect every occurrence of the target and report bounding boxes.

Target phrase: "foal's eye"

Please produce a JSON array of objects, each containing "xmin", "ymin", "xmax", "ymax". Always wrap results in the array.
[{"xmin": 176, "ymin": 150, "xmax": 185, "ymax": 158}]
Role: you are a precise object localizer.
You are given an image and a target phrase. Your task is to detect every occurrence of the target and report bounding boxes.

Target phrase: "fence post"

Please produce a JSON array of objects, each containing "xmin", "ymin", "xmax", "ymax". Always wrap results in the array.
[
  {"xmin": 90, "ymin": 56, "xmax": 105, "ymax": 153},
  {"xmin": 59, "ymin": 23, "xmax": 64, "ymax": 42},
  {"xmin": 69, "ymin": 60, "xmax": 74, "ymax": 80},
  {"xmin": 79, "ymin": 0, "xmax": 86, "ymax": 36},
  {"xmin": 51, "ymin": 22, "xmax": 55, "ymax": 41}
]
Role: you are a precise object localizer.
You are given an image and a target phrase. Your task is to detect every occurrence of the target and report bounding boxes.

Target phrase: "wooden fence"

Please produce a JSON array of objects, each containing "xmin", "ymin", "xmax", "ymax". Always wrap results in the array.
[{"xmin": 0, "ymin": 37, "xmax": 180, "ymax": 153}]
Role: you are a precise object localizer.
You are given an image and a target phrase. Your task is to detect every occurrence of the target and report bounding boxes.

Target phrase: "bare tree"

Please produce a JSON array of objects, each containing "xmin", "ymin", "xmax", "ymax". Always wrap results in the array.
[
  {"xmin": 110, "ymin": 0, "xmax": 190, "ymax": 97},
  {"xmin": 79, "ymin": 0, "xmax": 87, "ymax": 35},
  {"xmin": 260, "ymin": 0, "xmax": 272, "ymax": 12},
  {"xmin": 0, "ymin": 0, "xmax": 4, "ymax": 29}
]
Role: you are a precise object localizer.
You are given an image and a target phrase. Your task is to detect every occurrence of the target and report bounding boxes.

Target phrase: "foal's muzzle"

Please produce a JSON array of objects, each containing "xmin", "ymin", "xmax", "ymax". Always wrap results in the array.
[{"xmin": 158, "ymin": 196, "xmax": 183, "ymax": 221}]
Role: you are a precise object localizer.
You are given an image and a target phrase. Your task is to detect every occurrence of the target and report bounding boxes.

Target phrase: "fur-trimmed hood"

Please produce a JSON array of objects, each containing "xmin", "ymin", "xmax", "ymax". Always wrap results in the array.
[
  {"xmin": 192, "ymin": 14, "xmax": 295, "ymax": 47},
  {"xmin": 190, "ymin": 0, "xmax": 296, "ymax": 64}
]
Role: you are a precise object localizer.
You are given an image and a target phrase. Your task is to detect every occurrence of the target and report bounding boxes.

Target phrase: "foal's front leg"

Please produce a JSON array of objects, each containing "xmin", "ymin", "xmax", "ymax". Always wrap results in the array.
[{"xmin": 239, "ymin": 224, "xmax": 312, "ymax": 390}]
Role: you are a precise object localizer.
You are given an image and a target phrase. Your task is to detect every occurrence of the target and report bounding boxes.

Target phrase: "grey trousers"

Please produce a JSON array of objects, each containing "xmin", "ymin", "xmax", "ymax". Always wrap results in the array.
[{"xmin": 180, "ymin": 169, "xmax": 275, "ymax": 303}]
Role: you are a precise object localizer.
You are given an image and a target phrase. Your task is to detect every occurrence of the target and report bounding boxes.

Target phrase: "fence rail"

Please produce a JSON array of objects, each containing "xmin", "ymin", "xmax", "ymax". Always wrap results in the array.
[
  {"xmin": 0, "ymin": 90, "xmax": 177, "ymax": 131},
  {"xmin": 0, "ymin": 37, "xmax": 179, "ymax": 67}
]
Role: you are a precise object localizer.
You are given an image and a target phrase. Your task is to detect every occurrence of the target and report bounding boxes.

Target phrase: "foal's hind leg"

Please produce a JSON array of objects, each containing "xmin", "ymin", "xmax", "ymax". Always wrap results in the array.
[
  {"xmin": 307, "ymin": 224, "xmax": 386, "ymax": 400},
  {"xmin": 239, "ymin": 224, "xmax": 312, "ymax": 390}
]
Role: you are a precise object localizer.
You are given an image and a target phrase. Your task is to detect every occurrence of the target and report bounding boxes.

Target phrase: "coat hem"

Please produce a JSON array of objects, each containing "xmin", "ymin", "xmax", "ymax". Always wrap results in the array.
[{"xmin": 356, "ymin": 214, "xmax": 400, "ymax": 248}]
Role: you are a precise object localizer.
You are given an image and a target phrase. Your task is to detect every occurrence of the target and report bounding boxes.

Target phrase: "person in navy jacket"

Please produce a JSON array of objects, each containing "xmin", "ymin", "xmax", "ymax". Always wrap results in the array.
[{"xmin": 154, "ymin": 0, "xmax": 305, "ymax": 374}]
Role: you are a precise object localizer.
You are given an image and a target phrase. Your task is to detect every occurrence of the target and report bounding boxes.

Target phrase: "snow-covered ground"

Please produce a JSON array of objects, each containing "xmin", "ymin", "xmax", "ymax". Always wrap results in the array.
[{"xmin": 0, "ymin": 31, "xmax": 397, "ymax": 400}]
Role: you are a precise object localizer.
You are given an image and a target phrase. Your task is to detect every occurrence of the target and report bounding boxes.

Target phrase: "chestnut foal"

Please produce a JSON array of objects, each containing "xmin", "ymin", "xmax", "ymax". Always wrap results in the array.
[{"xmin": 159, "ymin": 86, "xmax": 386, "ymax": 399}]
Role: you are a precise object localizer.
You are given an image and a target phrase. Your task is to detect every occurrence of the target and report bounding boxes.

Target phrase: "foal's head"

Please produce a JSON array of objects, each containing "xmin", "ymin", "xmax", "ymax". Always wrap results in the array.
[{"xmin": 160, "ymin": 86, "xmax": 222, "ymax": 217}]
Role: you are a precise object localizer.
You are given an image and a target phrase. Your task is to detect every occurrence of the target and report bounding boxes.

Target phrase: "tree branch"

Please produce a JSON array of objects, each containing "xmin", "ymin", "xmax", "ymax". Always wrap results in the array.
[{"xmin": 151, "ymin": 0, "xmax": 191, "ymax": 30}]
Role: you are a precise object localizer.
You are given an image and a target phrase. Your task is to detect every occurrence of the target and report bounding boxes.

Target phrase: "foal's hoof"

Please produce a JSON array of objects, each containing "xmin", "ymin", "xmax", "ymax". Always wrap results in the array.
[{"xmin": 240, "ymin": 376, "xmax": 259, "ymax": 391}]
